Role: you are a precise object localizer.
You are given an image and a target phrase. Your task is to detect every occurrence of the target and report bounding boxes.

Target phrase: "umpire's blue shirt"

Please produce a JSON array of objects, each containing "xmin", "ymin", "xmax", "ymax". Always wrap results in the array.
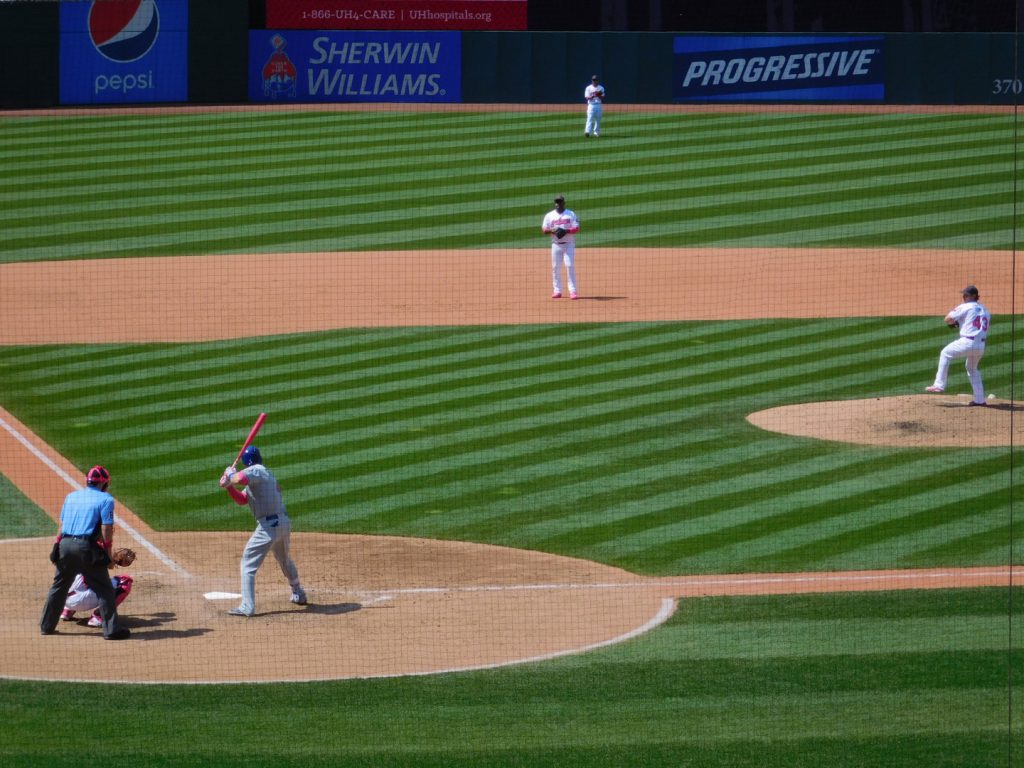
[{"xmin": 60, "ymin": 487, "xmax": 114, "ymax": 536}]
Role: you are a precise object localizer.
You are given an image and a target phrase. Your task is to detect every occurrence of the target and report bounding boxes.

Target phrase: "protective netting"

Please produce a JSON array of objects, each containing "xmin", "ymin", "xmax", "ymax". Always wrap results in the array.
[{"xmin": 0, "ymin": 24, "xmax": 1021, "ymax": 768}]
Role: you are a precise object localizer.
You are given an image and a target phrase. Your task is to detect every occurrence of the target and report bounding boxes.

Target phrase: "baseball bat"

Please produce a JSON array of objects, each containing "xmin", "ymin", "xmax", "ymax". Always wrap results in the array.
[{"xmin": 230, "ymin": 412, "xmax": 267, "ymax": 470}]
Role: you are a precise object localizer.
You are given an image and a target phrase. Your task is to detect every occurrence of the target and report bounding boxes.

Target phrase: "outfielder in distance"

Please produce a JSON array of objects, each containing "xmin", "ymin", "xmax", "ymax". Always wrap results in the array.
[
  {"xmin": 219, "ymin": 445, "xmax": 307, "ymax": 616},
  {"xmin": 542, "ymin": 194, "xmax": 581, "ymax": 300},
  {"xmin": 584, "ymin": 74, "xmax": 605, "ymax": 137},
  {"xmin": 925, "ymin": 284, "xmax": 991, "ymax": 406}
]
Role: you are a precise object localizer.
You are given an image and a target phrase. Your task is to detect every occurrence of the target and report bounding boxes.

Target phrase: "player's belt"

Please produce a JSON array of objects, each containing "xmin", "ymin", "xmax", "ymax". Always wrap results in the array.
[
  {"xmin": 61, "ymin": 534, "xmax": 94, "ymax": 539},
  {"xmin": 965, "ymin": 335, "xmax": 984, "ymax": 341},
  {"xmin": 258, "ymin": 514, "xmax": 279, "ymax": 522}
]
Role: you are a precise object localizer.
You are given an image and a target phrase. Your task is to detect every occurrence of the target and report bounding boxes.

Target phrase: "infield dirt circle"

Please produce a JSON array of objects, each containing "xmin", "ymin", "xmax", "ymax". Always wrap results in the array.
[{"xmin": 1, "ymin": 103, "xmax": 1019, "ymax": 682}]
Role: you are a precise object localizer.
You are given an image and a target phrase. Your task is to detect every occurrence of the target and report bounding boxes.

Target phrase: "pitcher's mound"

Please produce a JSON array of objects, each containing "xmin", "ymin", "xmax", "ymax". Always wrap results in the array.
[{"xmin": 748, "ymin": 395, "xmax": 1021, "ymax": 447}]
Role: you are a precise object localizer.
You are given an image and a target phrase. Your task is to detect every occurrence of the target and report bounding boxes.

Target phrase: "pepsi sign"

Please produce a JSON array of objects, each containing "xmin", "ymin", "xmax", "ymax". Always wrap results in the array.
[
  {"xmin": 60, "ymin": 0, "xmax": 188, "ymax": 105},
  {"xmin": 89, "ymin": 0, "xmax": 161, "ymax": 63}
]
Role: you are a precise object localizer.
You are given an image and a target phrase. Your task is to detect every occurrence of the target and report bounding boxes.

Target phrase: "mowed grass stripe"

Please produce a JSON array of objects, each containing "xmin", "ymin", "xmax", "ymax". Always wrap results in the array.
[
  {"xmin": 2, "ymin": 110, "xmax": 1016, "ymax": 261},
  {"xmin": 0, "ymin": 319, "xmax": 974, "ymax": 456},
  {"xmin": 2, "ymin": 318, "xmax": 1016, "ymax": 572},
  {"xmin": 644, "ymin": 466, "xmax": 1013, "ymax": 573},
  {"xmin": 27, "ymin": 315, "xmax": 876, "ymax": 416},
  {"xmin": 4, "ymin": 125, "xmax": 1007, "ymax": 210},
  {"xmin": 3, "ymin": 157, "xmax": 1011, "ymax": 239},
  {"xmin": 44, "ymin": 318, "xmax": 919, "ymax": 475},
  {"xmin": 3, "ymin": 117, "xmax": 1009, "ymax": 214},
  {"xmin": 3, "ymin": 154, "xmax": 1011, "ymax": 242},
  {"xmin": 5, "ymin": 193, "xmax": 1014, "ymax": 259},
  {"xmin": 531, "ymin": 449, "xmax": 951, "ymax": 555},
  {"xmin": 286, "ymin": 341, "xmax": 947, "ymax": 519},
  {"xmin": 659, "ymin": 473, "xmax": 1009, "ymax": 566},
  {"xmin": 1, "ymin": 325, "xmax": 976, "ymax": 472},
  {"xmin": 3, "ymin": 113, "xmax": 1007, "ymax": 188}
]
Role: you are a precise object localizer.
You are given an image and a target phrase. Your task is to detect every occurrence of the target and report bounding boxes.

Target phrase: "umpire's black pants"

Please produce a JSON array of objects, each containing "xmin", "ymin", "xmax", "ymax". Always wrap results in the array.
[{"xmin": 40, "ymin": 537, "xmax": 124, "ymax": 638}]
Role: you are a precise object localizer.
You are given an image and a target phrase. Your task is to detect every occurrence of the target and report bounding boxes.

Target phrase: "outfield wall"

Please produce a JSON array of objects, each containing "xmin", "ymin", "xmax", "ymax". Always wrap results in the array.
[{"xmin": 0, "ymin": 0, "xmax": 1020, "ymax": 108}]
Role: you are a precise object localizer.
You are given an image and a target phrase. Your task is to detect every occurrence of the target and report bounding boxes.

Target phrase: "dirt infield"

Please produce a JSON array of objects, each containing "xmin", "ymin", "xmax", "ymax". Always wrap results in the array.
[
  {"xmin": 0, "ymin": 247, "xmax": 1015, "ymax": 343},
  {"xmin": 5, "ymin": 531, "xmax": 1012, "ymax": 684},
  {"xmin": 1, "ymin": 245, "xmax": 1019, "ymax": 683}
]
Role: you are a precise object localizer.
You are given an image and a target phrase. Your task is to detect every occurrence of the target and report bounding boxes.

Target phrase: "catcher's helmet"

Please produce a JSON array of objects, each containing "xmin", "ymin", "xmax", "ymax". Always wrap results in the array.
[
  {"xmin": 86, "ymin": 465, "xmax": 110, "ymax": 487},
  {"xmin": 241, "ymin": 445, "xmax": 263, "ymax": 467}
]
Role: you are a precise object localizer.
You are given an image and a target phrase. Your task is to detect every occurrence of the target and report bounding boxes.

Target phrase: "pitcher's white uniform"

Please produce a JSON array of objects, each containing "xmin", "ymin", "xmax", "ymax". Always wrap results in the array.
[
  {"xmin": 927, "ymin": 287, "xmax": 991, "ymax": 405},
  {"xmin": 542, "ymin": 197, "xmax": 580, "ymax": 299},
  {"xmin": 584, "ymin": 76, "xmax": 605, "ymax": 137}
]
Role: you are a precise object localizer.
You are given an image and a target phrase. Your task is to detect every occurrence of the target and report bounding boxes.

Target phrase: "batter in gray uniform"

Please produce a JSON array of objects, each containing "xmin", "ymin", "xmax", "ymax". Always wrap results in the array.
[{"xmin": 219, "ymin": 445, "xmax": 306, "ymax": 616}]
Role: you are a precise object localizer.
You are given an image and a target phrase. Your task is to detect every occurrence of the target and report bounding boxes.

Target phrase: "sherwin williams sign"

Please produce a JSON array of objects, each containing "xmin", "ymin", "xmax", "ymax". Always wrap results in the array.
[
  {"xmin": 674, "ymin": 35, "xmax": 884, "ymax": 102},
  {"xmin": 60, "ymin": 0, "xmax": 188, "ymax": 105},
  {"xmin": 249, "ymin": 30, "xmax": 461, "ymax": 103}
]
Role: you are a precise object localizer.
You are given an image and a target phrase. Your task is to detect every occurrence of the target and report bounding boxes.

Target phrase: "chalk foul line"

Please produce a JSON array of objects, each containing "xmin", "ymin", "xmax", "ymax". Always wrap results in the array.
[{"xmin": 0, "ymin": 412, "xmax": 190, "ymax": 578}]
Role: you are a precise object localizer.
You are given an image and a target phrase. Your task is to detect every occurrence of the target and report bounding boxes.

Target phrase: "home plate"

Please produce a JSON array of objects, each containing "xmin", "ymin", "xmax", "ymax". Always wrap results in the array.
[{"xmin": 204, "ymin": 591, "xmax": 242, "ymax": 600}]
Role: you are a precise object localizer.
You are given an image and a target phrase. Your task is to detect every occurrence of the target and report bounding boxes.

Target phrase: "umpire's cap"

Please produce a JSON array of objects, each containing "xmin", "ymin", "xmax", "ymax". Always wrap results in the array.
[
  {"xmin": 86, "ymin": 465, "xmax": 110, "ymax": 487},
  {"xmin": 242, "ymin": 445, "xmax": 263, "ymax": 467}
]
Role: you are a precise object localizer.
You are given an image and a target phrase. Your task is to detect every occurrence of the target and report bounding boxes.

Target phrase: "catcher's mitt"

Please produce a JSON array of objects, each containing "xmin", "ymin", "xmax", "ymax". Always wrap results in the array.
[
  {"xmin": 554, "ymin": 227, "xmax": 567, "ymax": 239},
  {"xmin": 111, "ymin": 547, "xmax": 136, "ymax": 568}
]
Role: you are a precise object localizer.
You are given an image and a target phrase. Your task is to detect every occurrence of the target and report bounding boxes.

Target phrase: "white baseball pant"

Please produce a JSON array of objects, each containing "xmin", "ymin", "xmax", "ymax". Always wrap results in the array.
[
  {"xmin": 586, "ymin": 103, "xmax": 602, "ymax": 136},
  {"xmin": 551, "ymin": 241, "xmax": 577, "ymax": 296},
  {"xmin": 932, "ymin": 337, "xmax": 986, "ymax": 402},
  {"xmin": 238, "ymin": 514, "xmax": 301, "ymax": 614}
]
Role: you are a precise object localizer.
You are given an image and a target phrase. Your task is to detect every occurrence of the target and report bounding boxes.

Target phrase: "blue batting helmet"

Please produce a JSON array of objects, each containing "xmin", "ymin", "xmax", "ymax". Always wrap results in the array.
[{"xmin": 241, "ymin": 445, "xmax": 262, "ymax": 467}]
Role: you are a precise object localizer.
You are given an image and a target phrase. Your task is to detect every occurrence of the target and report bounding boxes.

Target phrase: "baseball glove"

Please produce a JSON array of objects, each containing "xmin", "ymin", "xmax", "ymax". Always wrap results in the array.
[
  {"xmin": 111, "ymin": 547, "xmax": 136, "ymax": 568},
  {"xmin": 554, "ymin": 227, "xmax": 567, "ymax": 239}
]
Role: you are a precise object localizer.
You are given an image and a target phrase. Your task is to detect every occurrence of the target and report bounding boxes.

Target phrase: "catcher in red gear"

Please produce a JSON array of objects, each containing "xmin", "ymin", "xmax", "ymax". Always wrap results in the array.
[{"xmin": 60, "ymin": 548, "xmax": 136, "ymax": 629}]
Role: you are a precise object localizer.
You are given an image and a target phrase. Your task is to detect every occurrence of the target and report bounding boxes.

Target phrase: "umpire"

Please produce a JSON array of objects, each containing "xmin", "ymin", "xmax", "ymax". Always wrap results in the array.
[{"xmin": 40, "ymin": 466, "xmax": 130, "ymax": 640}]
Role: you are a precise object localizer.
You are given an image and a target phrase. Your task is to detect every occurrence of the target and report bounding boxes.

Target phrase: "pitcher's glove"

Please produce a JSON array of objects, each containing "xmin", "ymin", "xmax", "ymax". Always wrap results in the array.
[
  {"xmin": 111, "ymin": 547, "xmax": 136, "ymax": 568},
  {"xmin": 554, "ymin": 227, "xmax": 567, "ymax": 239}
]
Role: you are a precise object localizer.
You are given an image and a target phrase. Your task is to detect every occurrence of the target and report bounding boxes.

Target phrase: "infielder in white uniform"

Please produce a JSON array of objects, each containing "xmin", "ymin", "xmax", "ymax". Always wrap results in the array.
[
  {"xmin": 584, "ymin": 75, "xmax": 605, "ymax": 137},
  {"xmin": 61, "ymin": 573, "xmax": 133, "ymax": 628},
  {"xmin": 925, "ymin": 284, "xmax": 991, "ymax": 405},
  {"xmin": 542, "ymin": 194, "xmax": 581, "ymax": 299},
  {"xmin": 220, "ymin": 445, "xmax": 306, "ymax": 616}
]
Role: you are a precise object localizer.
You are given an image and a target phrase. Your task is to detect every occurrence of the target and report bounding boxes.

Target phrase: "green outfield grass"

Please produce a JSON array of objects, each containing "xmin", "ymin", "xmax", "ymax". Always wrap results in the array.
[
  {"xmin": 1, "ymin": 589, "xmax": 1020, "ymax": 767},
  {"xmin": 0, "ymin": 317, "xmax": 1019, "ymax": 575},
  {"xmin": 0, "ymin": 109, "xmax": 1018, "ymax": 262},
  {"xmin": 1, "ymin": 106, "xmax": 1021, "ymax": 766}
]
